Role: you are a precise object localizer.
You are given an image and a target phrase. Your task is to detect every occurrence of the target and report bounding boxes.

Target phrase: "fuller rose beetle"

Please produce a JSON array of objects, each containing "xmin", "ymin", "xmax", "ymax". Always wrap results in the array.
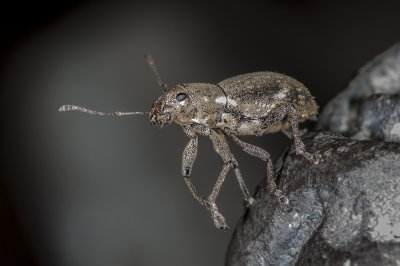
[{"xmin": 59, "ymin": 55, "xmax": 321, "ymax": 230}]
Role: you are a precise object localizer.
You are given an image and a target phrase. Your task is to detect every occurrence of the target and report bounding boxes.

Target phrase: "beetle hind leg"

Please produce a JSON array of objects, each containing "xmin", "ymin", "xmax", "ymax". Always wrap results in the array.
[{"xmin": 287, "ymin": 105, "xmax": 321, "ymax": 164}]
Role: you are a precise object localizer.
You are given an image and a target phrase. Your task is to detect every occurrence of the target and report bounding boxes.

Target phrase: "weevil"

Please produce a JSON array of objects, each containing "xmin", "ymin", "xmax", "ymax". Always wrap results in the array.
[{"xmin": 59, "ymin": 55, "xmax": 321, "ymax": 230}]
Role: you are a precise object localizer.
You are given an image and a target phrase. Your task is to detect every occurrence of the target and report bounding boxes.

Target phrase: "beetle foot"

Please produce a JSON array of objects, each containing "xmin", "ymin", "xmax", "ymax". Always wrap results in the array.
[
  {"xmin": 274, "ymin": 189, "xmax": 290, "ymax": 211},
  {"xmin": 211, "ymin": 207, "xmax": 229, "ymax": 230},
  {"xmin": 203, "ymin": 198, "xmax": 229, "ymax": 230},
  {"xmin": 304, "ymin": 151, "xmax": 322, "ymax": 164}
]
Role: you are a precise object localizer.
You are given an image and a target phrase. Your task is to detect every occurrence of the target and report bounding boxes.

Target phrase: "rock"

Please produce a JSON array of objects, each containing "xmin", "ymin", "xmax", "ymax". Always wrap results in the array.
[
  {"xmin": 317, "ymin": 43, "xmax": 400, "ymax": 137},
  {"xmin": 354, "ymin": 94, "xmax": 400, "ymax": 142},
  {"xmin": 227, "ymin": 43, "xmax": 400, "ymax": 265},
  {"xmin": 226, "ymin": 132, "xmax": 400, "ymax": 265}
]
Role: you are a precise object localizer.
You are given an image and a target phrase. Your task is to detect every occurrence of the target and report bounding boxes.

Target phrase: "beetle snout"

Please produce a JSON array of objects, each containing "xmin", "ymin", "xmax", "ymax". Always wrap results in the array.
[
  {"xmin": 149, "ymin": 99, "xmax": 172, "ymax": 126},
  {"xmin": 149, "ymin": 103, "xmax": 161, "ymax": 125}
]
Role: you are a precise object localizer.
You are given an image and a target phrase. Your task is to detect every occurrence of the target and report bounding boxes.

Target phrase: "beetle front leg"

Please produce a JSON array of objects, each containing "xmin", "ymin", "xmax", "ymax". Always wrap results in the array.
[
  {"xmin": 209, "ymin": 130, "xmax": 253, "ymax": 207},
  {"xmin": 287, "ymin": 105, "xmax": 321, "ymax": 164},
  {"xmin": 182, "ymin": 136, "xmax": 205, "ymax": 205}
]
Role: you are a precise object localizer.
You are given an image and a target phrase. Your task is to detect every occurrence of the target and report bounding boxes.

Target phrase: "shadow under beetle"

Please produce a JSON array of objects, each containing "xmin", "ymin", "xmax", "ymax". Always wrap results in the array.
[{"xmin": 59, "ymin": 55, "xmax": 321, "ymax": 230}]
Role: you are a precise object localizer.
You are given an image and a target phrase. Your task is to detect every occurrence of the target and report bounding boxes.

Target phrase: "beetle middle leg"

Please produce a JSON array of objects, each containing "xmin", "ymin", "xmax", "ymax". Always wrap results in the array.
[
  {"xmin": 205, "ymin": 129, "xmax": 254, "ymax": 230},
  {"xmin": 228, "ymin": 134, "xmax": 289, "ymax": 207},
  {"xmin": 209, "ymin": 129, "xmax": 253, "ymax": 203}
]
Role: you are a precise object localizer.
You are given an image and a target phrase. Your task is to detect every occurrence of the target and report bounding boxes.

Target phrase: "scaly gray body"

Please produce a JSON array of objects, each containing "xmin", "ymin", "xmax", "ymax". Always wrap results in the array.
[{"xmin": 160, "ymin": 72, "xmax": 317, "ymax": 135}]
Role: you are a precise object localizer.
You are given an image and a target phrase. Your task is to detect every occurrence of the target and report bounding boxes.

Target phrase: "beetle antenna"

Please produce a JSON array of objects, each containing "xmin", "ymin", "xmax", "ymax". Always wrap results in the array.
[
  {"xmin": 144, "ymin": 54, "xmax": 168, "ymax": 91},
  {"xmin": 58, "ymin": 105, "xmax": 147, "ymax": 116}
]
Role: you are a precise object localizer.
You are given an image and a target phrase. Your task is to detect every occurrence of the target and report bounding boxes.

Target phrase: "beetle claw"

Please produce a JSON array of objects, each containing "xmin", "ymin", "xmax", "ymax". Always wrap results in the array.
[
  {"xmin": 204, "ymin": 200, "xmax": 229, "ymax": 230},
  {"xmin": 212, "ymin": 210, "xmax": 229, "ymax": 230}
]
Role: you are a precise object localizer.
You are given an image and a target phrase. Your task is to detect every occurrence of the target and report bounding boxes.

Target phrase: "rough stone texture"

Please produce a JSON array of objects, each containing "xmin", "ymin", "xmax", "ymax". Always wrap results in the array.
[
  {"xmin": 354, "ymin": 94, "xmax": 400, "ymax": 142},
  {"xmin": 227, "ymin": 132, "xmax": 400, "ymax": 265},
  {"xmin": 317, "ymin": 42, "xmax": 400, "ymax": 137},
  {"xmin": 227, "ymin": 43, "xmax": 400, "ymax": 265}
]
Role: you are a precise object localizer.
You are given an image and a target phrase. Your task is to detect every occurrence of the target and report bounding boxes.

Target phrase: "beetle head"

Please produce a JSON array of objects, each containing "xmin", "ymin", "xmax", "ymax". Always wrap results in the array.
[{"xmin": 149, "ymin": 85, "xmax": 190, "ymax": 126}]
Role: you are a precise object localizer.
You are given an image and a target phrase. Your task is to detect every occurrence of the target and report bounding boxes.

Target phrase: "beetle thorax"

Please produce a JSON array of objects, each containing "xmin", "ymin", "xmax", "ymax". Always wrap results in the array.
[
  {"xmin": 175, "ymin": 83, "xmax": 227, "ymax": 127},
  {"xmin": 149, "ymin": 83, "xmax": 227, "ymax": 128}
]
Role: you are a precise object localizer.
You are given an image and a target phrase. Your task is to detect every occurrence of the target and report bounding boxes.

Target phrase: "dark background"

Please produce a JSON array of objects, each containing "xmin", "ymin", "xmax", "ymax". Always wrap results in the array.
[{"xmin": 1, "ymin": 1, "xmax": 399, "ymax": 265}]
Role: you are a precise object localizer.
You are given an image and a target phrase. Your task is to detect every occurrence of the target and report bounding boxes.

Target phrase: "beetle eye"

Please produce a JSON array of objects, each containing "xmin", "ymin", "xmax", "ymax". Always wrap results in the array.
[{"xmin": 176, "ymin": 93, "xmax": 187, "ymax": 101}]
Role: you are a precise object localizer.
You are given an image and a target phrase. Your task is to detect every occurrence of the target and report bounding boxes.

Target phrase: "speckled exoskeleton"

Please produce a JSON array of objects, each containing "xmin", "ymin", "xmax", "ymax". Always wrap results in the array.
[{"xmin": 59, "ymin": 55, "xmax": 321, "ymax": 230}]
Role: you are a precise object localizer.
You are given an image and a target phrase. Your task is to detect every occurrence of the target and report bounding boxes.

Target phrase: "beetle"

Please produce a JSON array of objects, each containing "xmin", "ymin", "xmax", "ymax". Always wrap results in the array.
[{"xmin": 59, "ymin": 55, "xmax": 321, "ymax": 230}]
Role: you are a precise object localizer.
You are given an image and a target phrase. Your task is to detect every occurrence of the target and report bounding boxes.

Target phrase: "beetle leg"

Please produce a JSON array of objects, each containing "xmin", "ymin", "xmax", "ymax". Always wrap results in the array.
[
  {"xmin": 209, "ymin": 130, "xmax": 253, "ymax": 204},
  {"xmin": 205, "ymin": 130, "xmax": 243, "ymax": 229},
  {"xmin": 182, "ymin": 136, "xmax": 205, "ymax": 205},
  {"xmin": 232, "ymin": 162, "xmax": 254, "ymax": 207},
  {"xmin": 182, "ymin": 128, "xmax": 235, "ymax": 229},
  {"xmin": 202, "ymin": 162, "xmax": 231, "ymax": 230},
  {"xmin": 287, "ymin": 105, "xmax": 321, "ymax": 164},
  {"xmin": 228, "ymin": 134, "xmax": 289, "ymax": 208}
]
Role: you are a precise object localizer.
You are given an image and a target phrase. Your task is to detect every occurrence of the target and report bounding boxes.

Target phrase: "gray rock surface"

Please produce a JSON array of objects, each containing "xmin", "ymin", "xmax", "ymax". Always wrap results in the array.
[
  {"xmin": 317, "ymin": 43, "xmax": 400, "ymax": 137},
  {"xmin": 227, "ymin": 132, "xmax": 400, "ymax": 265},
  {"xmin": 227, "ymin": 43, "xmax": 400, "ymax": 265},
  {"xmin": 354, "ymin": 94, "xmax": 400, "ymax": 142}
]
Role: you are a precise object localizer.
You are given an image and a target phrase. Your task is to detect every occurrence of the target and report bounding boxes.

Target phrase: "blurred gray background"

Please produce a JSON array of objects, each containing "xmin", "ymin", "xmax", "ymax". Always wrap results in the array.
[{"xmin": 1, "ymin": 1, "xmax": 400, "ymax": 265}]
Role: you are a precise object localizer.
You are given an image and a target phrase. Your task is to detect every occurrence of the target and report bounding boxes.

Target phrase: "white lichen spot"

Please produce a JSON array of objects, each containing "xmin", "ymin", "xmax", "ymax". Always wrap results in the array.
[
  {"xmin": 274, "ymin": 87, "xmax": 289, "ymax": 100},
  {"xmin": 215, "ymin": 96, "xmax": 226, "ymax": 105},
  {"xmin": 203, "ymin": 97, "xmax": 208, "ymax": 102},
  {"xmin": 390, "ymin": 123, "xmax": 400, "ymax": 136},
  {"xmin": 227, "ymin": 98, "xmax": 238, "ymax": 106},
  {"xmin": 179, "ymin": 100, "xmax": 186, "ymax": 106},
  {"xmin": 191, "ymin": 118, "xmax": 200, "ymax": 123}
]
